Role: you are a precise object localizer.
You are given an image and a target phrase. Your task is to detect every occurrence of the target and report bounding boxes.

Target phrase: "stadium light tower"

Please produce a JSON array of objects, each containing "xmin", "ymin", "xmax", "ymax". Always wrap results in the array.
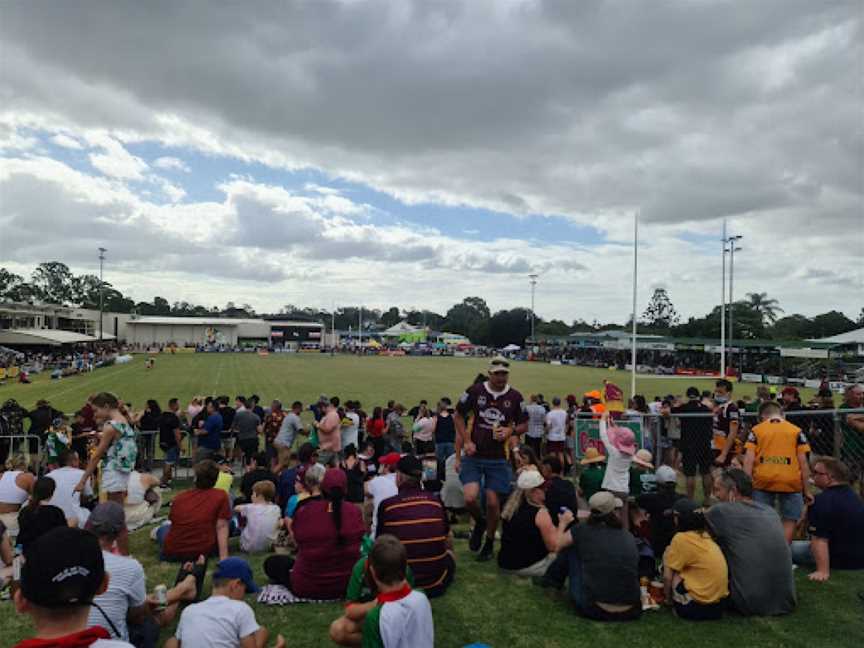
[
  {"xmin": 528, "ymin": 274, "xmax": 539, "ymax": 344},
  {"xmin": 98, "ymin": 247, "xmax": 107, "ymax": 341},
  {"xmin": 727, "ymin": 235, "xmax": 743, "ymax": 371}
]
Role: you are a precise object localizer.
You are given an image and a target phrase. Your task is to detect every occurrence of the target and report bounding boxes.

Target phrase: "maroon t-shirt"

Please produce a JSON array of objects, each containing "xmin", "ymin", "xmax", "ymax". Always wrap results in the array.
[
  {"xmin": 163, "ymin": 488, "xmax": 231, "ymax": 559},
  {"xmin": 457, "ymin": 382, "xmax": 527, "ymax": 460},
  {"xmin": 291, "ymin": 497, "xmax": 364, "ymax": 599}
]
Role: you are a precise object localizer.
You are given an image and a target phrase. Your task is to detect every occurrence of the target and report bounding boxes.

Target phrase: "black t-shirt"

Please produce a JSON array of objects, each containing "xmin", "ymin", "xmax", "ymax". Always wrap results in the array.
[
  {"xmin": 434, "ymin": 413, "xmax": 456, "ymax": 444},
  {"xmin": 219, "ymin": 406, "xmax": 236, "ymax": 432},
  {"xmin": 499, "ymin": 503, "xmax": 548, "ymax": 570},
  {"xmin": 159, "ymin": 411, "xmax": 182, "ymax": 449},
  {"xmin": 570, "ymin": 523, "xmax": 640, "ymax": 607},
  {"xmin": 672, "ymin": 400, "xmax": 712, "ymax": 450},
  {"xmin": 545, "ymin": 476, "xmax": 577, "ymax": 527},
  {"xmin": 808, "ymin": 485, "xmax": 864, "ymax": 570},
  {"xmin": 139, "ymin": 411, "xmax": 161, "ymax": 432},
  {"xmin": 17, "ymin": 504, "xmax": 68, "ymax": 551},
  {"xmin": 240, "ymin": 469, "xmax": 278, "ymax": 502},
  {"xmin": 27, "ymin": 406, "xmax": 59, "ymax": 438},
  {"xmin": 636, "ymin": 489, "xmax": 687, "ymax": 558}
]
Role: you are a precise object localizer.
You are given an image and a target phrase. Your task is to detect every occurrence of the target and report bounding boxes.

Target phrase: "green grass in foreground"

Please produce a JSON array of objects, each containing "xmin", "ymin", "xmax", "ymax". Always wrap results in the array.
[{"xmin": 1, "ymin": 354, "xmax": 860, "ymax": 647}]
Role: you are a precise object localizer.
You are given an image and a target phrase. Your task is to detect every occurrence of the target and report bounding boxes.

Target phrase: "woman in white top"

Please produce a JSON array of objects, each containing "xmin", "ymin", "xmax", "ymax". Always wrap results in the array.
[
  {"xmin": 0, "ymin": 454, "xmax": 35, "ymax": 538},
  {"xmin": 124, "ymin": 470, "xmax": 162, "ymax": 530},
  {"xmin": 186, "ymin": 397, "xmax": 204, "ymax": 425},
  {"xmin": 598, "ymin": 411, "xmax": 636, "ymax": 530}
]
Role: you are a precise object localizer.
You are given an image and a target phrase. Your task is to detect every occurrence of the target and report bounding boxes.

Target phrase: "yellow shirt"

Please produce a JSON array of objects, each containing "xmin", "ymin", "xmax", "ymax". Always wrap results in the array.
[
  {"xmin": 745, "ymin": 419, "xmax": 810, "ymax": 493},
  {"xmin": 215, "ymin": 471, "xmax": 233, "ymax": 494},
  {"xmin": 664, "ymin": 531, "xmax": 729, "ymax": 604}
]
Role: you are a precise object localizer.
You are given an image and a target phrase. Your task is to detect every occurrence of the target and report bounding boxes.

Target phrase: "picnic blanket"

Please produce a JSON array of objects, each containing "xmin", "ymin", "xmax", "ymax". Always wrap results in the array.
[{"xmin": 256, "ymin": 584, "xmax": 340, "ymax": 606}]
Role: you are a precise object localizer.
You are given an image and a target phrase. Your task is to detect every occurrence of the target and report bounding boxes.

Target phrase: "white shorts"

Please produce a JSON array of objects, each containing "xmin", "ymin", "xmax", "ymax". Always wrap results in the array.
[
  {"xmin": 101, "ymin": 468, "xmax": 130, "ymax": 494},
  {"xmin": 0, "ymin": 511, "xmax": 20, "ymax": 539}
]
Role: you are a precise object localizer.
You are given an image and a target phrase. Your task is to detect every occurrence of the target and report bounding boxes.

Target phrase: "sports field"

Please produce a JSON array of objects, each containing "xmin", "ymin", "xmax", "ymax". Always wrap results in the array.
[{"xmin": 2, "ymin": 354, "xmax": 862, "ymax": 647}]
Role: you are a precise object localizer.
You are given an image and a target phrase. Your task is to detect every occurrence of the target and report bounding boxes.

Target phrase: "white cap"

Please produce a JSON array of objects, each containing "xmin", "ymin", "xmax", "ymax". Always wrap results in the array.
[
  {"xmin": 517, "ymin": 469, "xmax": 545, "ymax": 490},
  {"xmin": 656, "ymin": 465, "xmax": 677, "ymax": 484}
]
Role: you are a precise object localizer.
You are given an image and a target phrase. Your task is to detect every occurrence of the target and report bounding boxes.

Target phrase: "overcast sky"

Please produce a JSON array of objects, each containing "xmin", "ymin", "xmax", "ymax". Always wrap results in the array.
[{"xmin": 0, "ymin": 1, "xmax": 861, "ymax": 323}]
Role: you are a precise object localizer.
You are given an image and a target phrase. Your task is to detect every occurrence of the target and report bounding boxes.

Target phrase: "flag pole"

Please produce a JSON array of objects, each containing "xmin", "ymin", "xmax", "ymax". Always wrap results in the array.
[{"xmin": 630, "ymin": 210, "xmax": 639, "ymax": 399}]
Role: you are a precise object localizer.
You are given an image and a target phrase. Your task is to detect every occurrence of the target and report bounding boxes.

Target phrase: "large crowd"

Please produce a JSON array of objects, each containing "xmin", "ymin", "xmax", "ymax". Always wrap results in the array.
[{"xmin": 0, "ymin": 359, "xmax": 863, "ymax": 648}]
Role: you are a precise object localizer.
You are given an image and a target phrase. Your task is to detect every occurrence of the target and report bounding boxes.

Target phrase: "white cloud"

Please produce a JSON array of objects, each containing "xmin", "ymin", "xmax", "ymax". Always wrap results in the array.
[
  {"xmin": 87, "ymin": 134, "xmax": 149, "ymax": 181},
  {"xmin": 49, "ymin": 133, "xmax": 83, "ymax": 149},
  {"xmin": 153, "ymin": 156, "xmax": 190, "ymax": 172}
]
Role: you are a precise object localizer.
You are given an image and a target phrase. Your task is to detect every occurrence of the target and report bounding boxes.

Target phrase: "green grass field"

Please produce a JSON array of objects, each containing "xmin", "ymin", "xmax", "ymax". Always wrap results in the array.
[{"xmin": 2, "ymin": 354, "xmax": 862, "ymax": 647}]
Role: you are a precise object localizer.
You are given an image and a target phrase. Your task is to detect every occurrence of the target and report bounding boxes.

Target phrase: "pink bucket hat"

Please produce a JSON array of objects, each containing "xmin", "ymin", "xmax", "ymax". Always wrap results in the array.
[{"xmin": 606, "ymin": 425, "xmax": 637, "ymax": 455}]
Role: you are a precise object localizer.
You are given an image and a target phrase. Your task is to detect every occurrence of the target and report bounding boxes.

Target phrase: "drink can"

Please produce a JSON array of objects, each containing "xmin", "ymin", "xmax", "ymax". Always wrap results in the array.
[{"xmin": 154, "ymin": 584, "xmax": 168, "ymax": 609}]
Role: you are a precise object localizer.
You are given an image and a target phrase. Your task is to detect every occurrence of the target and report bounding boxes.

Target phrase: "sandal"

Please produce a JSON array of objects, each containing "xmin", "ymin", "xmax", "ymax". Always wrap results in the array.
[{"xmin": 174, "ymin": 558, "xmax": 208, "ymax": 602}]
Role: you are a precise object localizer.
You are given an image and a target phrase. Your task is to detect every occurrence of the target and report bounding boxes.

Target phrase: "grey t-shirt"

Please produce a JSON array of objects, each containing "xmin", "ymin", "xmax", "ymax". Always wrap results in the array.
[
  {"xmin": 232, "ymin": 408, "xmax": 261, "ymax": 441},
  {"xmin": 525, "ymin": 403, "xmax": 547, "ymax": 439},
  {"xmin": 276, "ymin": 412, "xmax": 303, "ymax": 447},
  {"xmin": 705, "ymin": 501, "xmax": 796, "ymax": 616}
]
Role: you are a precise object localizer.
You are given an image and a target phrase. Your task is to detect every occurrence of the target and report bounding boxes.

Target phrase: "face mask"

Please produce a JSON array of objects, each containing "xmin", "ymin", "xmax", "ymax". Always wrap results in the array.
[{"xmin": 714, "ymin": 394, "xmax": 728, "ymax": 403}]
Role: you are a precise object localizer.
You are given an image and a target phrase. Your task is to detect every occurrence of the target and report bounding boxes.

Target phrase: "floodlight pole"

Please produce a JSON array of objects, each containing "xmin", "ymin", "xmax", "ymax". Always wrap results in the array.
[
  {"xmin": 630, "ymin": 212, "xmax": 638, "ymax": 399},
  {"xmin": 720, "ymin": 221, "xmax": 726, "ymax": 377},
  {"xmin": 529, "ymin": 274, "xmax": 538, "ymax": 345},
  {"xmin": 358, "ymin": 306, "xmax": 362, "ymax": 351},
  {"xmin": 98, "ymin": 247, "xmax": 107, "ymax": 341},
  {"xmin": 728, "ymin": 236, "xmax": 742, "ymax": 373}
]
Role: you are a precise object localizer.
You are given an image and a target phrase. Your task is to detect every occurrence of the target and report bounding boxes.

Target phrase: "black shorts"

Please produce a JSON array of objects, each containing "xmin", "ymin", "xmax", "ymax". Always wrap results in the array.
[
  {"xmin": 239, "ymin": 438, "xmax": 259, "ymax": 458},
  {"xmin": 681, "ymin": 446, "xmax": 713, "ymax": 476},
  {"xmin": 673, "ymin": 581, "xmax": 725, "ymax": 621},
  {"xmin": 414, "ymin": 439, "xmax": 436, "ymax": 456}
]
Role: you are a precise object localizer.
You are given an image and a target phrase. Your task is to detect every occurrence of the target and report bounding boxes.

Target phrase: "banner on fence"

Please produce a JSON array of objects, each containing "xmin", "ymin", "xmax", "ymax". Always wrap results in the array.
[
  {"xmin": 740, "ymin": 373, "xmax": 762, "ymax": 383},
  {"xmin": 574, "ymin": 419, "xmax": 643, "ymax": 458}
]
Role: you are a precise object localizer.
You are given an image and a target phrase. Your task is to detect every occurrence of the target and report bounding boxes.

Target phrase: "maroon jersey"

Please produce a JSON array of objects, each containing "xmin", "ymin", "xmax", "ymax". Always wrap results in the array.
[{"xmin": 457, "ymin": 382, "xmax": 527, "ymax": 460}]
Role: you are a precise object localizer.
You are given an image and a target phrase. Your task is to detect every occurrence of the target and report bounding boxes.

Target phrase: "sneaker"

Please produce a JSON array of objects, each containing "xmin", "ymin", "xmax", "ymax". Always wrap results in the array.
[
  {"xmin": 468, "ymin": 520, "xmax": 486, "ymax": 552},
  {"xmin": 477, "ymin": 537, "xmax": 494, "ymax": 562}
]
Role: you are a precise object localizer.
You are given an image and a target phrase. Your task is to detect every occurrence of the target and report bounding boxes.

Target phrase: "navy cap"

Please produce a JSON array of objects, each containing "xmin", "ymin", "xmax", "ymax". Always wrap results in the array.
[{"xmin": 213, "ymin": 557, "xmax": 259, "ymax": 593}]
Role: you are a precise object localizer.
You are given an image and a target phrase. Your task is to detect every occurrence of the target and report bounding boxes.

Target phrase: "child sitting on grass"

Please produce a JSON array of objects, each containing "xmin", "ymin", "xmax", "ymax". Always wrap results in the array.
[
  {"xmin": 235, "ymin": 481, "xmax": 281, "ymax": 553},
  {"xmin": 329, "ymin": 534, "xmax": 433, "ymax": 648}
]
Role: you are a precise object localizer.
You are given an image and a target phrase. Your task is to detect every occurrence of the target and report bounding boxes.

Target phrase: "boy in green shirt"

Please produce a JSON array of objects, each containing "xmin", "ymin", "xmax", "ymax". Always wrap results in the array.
[
  {"xmin": 578, "ymin": 447, "xmax": 607, "ymax": 504},
  {"xmin": 45, "ymin": 415, "xmax": 71, "ymax": 470}
]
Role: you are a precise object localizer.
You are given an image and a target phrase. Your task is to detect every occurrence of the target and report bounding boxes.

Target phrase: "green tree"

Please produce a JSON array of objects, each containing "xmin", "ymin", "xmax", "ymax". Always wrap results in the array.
[
  {"xmin": 30, "ymin": 262, "xmax": 75, "ymax": 304},
  {"xmin": 380, "ymin": 307, "xmax": 402, "ymax": 328},
  {"xmin": 0, "ymin": 268, "xmax": 25, "ymax": 300},
  {"xmin": 641, "ymin": 288, "xmax": 680, "ymax": 330},
  {"xmin": 769, "ymin": 314, "xmax": 814, "ymax": 340},
  {"xmin": 809, "ymin": 310, "xmax": 856, "ymax": 339},
  {"xmin": 745, "ymin": 292, "xmax": 784, "ymax": 325},
  {"xmin": 536, "ymin": 319, "xmax": 570, "ymax": 336},
  {"xmin": 488, "ymin": 308, "xmax": 532, "ymax": 348},
  {"xmin": 445, "ymin": 297, "xmax": 491, "ymax": 344}
]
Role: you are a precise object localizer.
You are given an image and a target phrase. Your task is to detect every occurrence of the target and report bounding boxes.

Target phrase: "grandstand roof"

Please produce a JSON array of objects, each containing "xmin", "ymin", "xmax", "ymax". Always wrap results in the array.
[
  {"xmin": 0, "ymin": 328, "xmax": 116, "ymax": 346},
  {"xmin": 810, "ymin": 327, "xmax": 864, "ymax": 344},
  {"xmin": 127, "ymin": 316, "xmax": 323, "ymax": 327}
]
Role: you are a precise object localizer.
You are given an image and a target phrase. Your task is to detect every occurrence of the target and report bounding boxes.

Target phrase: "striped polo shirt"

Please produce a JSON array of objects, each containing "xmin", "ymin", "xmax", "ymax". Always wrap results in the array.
[{"xmin": 376, "ymin": 485, "xmax": 453, "ymax": 591}]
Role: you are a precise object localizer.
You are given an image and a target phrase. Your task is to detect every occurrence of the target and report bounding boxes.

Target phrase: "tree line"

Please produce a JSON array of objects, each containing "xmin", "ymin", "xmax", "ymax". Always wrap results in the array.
[{"xmin": 0, "ymin": 263, "xmax": 860, "ymax": 346}]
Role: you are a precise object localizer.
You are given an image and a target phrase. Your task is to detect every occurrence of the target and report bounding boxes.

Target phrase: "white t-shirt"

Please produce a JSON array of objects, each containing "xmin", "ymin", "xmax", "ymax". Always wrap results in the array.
[
  {"xmin": 366, "ymin": 473, "xmax": 398, "ymax": 536},
  {"xmin": 525, "ymin": 403, "xmax": 547, "ymax": 439},
  {"xmin": 412, "ymin": 416, "xmax": 435, "ymax": 442},
  {"xmin": 599, "ymin": 419, "xmax": 633, "ymax": 493},
  {"xmin": 46, "ymin": 466, "xmax": 92, "ymax": 525},
  {"xmin": 92, "ymin": 640, "xmax": 135, "ymax": 647},
  {"xmin": 545, "ymin": 409, "xmax": 568, "ymax": 442},
  {"xmin": 379, "ymin": 589, "xmax": 434, "ymax": 648},
  {"xmin": 236, "ymin": 502, "xmax": 281, "ymax": 553},
  {"xmin": 341, "ymin": 411, "xmax": 360, "ymax": 450},
  {"xmin": 175, "ymin": 595, "xmax": 260, "ymax": 648},
  {"xmin": 88, "ymin": 551, "xmax": 146, "ymax": 641}
]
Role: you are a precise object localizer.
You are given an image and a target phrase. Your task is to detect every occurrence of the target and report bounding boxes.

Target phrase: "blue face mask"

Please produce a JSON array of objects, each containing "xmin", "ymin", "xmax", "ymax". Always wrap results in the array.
[{"xmin": 714, "ymin": 394, "xmax": 728, "ymax": 403}]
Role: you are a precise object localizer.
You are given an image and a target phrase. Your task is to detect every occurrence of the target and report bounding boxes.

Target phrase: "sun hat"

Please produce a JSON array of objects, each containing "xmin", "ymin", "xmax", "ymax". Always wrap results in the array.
[
  {"xmin": 517, "ymin": 469, "xmax": 545, "ymax": 490},
  {"xmin": 606, "ymin": 424, "xmax": 637, "ymax": 455},
  {"xmin": 655, "ymin": 465, "xmax": 678, "ymax": 484},
  {"xmin": 580, "ymin": 447, "xmax": 606, "ymax": 465},
  {"xmin": 213, "ymin": 557, "xmax": 259, "ymax": 593},
  {"xmin": 632, "ymin": 449, "xmax": 654, "ymax": 469},
  {"xmin": 588, "ymin": 491, "xmax": 623, "ymax": 515}
]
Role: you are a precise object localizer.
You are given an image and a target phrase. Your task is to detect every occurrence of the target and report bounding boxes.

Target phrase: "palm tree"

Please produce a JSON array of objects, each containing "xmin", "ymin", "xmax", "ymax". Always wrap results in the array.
[{"xmin": 746, "ymin": 292, "xmax": 784, "ymax": 325}]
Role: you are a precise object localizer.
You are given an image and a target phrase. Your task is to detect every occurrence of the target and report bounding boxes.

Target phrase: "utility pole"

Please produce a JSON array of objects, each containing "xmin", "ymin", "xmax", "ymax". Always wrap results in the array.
[
  {"xmin": 528, "ymin": 274, "xmax": 538, "ymax": 345},
  {"xmin": 358, "ymin": 306, "xmax": 362, "ymax": 351},
  {"xmin": 98, "ymin": 247, "xmax": 107, "ymax": 341}
]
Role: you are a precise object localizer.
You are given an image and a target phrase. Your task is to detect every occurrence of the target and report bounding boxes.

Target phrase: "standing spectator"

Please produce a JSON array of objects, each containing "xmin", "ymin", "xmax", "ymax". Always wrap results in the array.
[
  {"xmin": 274, "ymin": 401, "xmax": 303, "ymax": 465},
  {"xmin": 433, "ymin": 398, "xmax": 456, "ymax": 465},
  {"xmin": 263, "ymin": 400, "xmax": 287, "ymax": 463},
  {"xmin": 544, "ymin": 397, "xmax": 569, "ymax": 472},
  {"xmin": 540, "ymin": 455, "xmax": 577, "ymax": 527},
  {"xmin": 158, "ymin": 398, "xmax": 183, "ymax": 488},
  {"xmin": 454, "ymin": 357, "xmax": 528, "ymax": 561},
  {"xmin": 780, "ymin": 386, "xmax": 808, "ymax": 431},
  {"xmin": 498, "ymin": 469, "xmax": 557, "ymax": 577},
  {"xmin": 232, "ymin": 398, "xmax": 262, "ymax": 462},
  {"xmin": 385, "ymin": 404, "xmax": 406, "ymax": 453},
  {"xmin": 705, "ymin": 469, "xmax": 796, "ymax": 616},
  {"xmin": 411, "ymin": 407, "xmax": 436, "ymax": 456},
  {"xmin": 598, "ymin": 412, "xmax": 635, "ymax": 530},
  {"xmin": 317, "ymin": 397, "xmax": 343, "ymax": 466},
  {"xmin": 158, "ymin": 460, "xmax": 230, "ymax": 562},
  {"xmin": 663, "ymin": 498, "xmax": 728, "ymax": 621},
  {"xmin": 193, "ymin": 401, "xmax": 223, "ymax": 463},
  {"xmin": 743, "ymin": 401, "xmax": 812, "ymax": 544},
  {"xmin": 672, "ymin": 387, "xmax": 714, "ymax": 504},
  {"xmin": 712, "ymin": 379, "xmax": 741, "ymax": 468},
  {"xmin": 249, "ymin": 395, "xmax": 266, "ymax": 421},
  {"xmin": 366, "ymin": 407, "xmax": 387, "ymax": 459},
  {"xmin": 217, "ymin": 396, "xmax": 236, "ymax": 458},
  {"xmin": 377, "ymin": 455, "xmax": 455, "ymax": 597},
  {"xmin": 342, "ymin": 401, "xmax": 361, "ymax": 452},
  {"xmin": 791, "ymin": 457, "xmax": 864, "ymax": 580},
  {"xmin": 838, "ymin": 384, "xmax": 864, "ymax": 493},
  {"xmin": 525, "ymin": 394, "xmax": 547, "ymax": 459},
  {"xmin": 185, "ymin": 397, "xmax": 203, "ymax": 426}
]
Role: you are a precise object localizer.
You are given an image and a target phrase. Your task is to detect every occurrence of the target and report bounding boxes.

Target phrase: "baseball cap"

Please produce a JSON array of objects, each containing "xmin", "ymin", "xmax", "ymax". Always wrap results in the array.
[
  {"xmin": 86, "ymin": 501, "xmax": 126, "ymax": 536},
  {"xmin": 488, "ymin": 356, "xmax": 510, "ymax": 373},
  {"xmin": 588, "ymin": 491, "xmax": 623, "ymax": 515},
  {"xmin": 321, "ymin": 468, "xmax": 347, "ymax": 494},
  {"xmin": 22, "ymin": 527, "xmax": 105, "ymax": 607},
  {"xmin": 517, "ymin": 469, "xmax": 545, "ymax": 490},
  {"xmin": 396, "ymin": 454, "xmax": 423, "ymax": 478},
  {"xmin": 212, "ymin": 557, "xmax": 259, "ymax": 593},
  {"xmin": 656, "ymin": 465, "xmax": 678, "ymax": 484},
  {"xmin": 379, "ymin": 452, "xmax": 402, "ymax": 466},
  {"xmin": 672, "ymin": 498, "xmax": 700, "ymax": 516}
]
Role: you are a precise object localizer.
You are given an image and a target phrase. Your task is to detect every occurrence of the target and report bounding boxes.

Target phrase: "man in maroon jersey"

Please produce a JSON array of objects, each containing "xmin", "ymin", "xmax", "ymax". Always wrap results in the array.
[{"xmin": 454, "ymin": 357, "xmax": 528, "ymax": 561}]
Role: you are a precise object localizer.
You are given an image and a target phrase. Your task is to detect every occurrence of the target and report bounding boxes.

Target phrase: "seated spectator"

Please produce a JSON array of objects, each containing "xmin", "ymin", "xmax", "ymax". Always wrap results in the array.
[
  {"xmin": 124, "ymin": 470, "xmax": 162, "ymax": 531},
  {"xmin": 164, "ymin": 558, "xmax": 283, "ymax": 648},
  {"xmin": 577, "ymin": 447, "xmax": 606, "ymax": 505},
  {"xmin": 440, "ymin": 452, "xmax": 465, "ymax": 516},
  {"xmin": 629, "ymin": 449, "xmax": 657, "ymax": 496},
  {"xmin": 213, "ymin": 456, "xmax": 234, "ymax": 496},
  {"xmin": 635, "ymin": 465, "xmax": 686, "ymax": 560},
  {"xmin": 235, "ymin": 481, "xmax": 281, "ymax": 553},
  {"xmin": 744, "ymin": 401, "xmax": 812, "ymax": 544},
  {"xmin": 545, "ymin": 492, "xmax": 641, "ymax": 621},
  {"xmin": 663, "ymin": 499, "xmax": 728, "ymax": 621},
  {"xmin": 282, "ymin": 464, "xmax": 324, "ymax": 542},
  {"xmin": 791, "ymin": 457, "xmax": 864, "ymax": 581},
  {"xmin": 275, "ymin": 442, "xmax": 316, "ymax": 507},
  {"xmin": 364, "ymin": 452, "xmax": 400, "ymax": 536},
  {"xmin": 264, "ymin": 468, "xmax": 364, "ymax": 599},
  {"xmin": 13, "ymin": 527, "xmax": 135, "ymax": 648},
  {"xmin": 377, "ymin": 455, "xmax": 455, "ymax": 597},
  {"xmin": 238, "ymin": 452, "xmax": 278, "ymax": 504},
  {"xmin": 158, "ymin": 460, "xmax": 230, "ymax": 562},
  {"xmin": 329, "ymin": 534, "xmax": 434, "ymax": 648},
  {"xmin": 0, "ymin": 519, "xmax": 14, "ymax": 587},
  {"xmin": 498, "ymin": 469, "xmax": 557, "ymax": 577},
  {"xmin": 17, "ymin": 476, "xmax": 68, "ymax": 552},
  {"xmin": 46, "ymin": 449, "xmax": 93, "ymax": 527},
  {"xmin": 514, "ymin": 444, "xmax": 540, "ymax": 475},
  {"xmin": 705, "ymin": 469, "xmax": 796, "ymax": 616},
  {"xmin": 341, "ymin": 445, "xmax": 366, "ymax": 504},
  {"xmin": 541, "ymin": 455, "xmax": 577, "ymax": 526},
  {"xmin": 0, "ymin": 454, "xmax": 35, "ymax": 539}
]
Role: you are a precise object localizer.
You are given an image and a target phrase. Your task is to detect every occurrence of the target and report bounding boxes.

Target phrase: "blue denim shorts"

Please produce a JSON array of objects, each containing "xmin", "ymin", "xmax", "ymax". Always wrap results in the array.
[
  {"xmin": 163, "ymin": 445, "xmax": 180, "ymax": 465},
  {"xmin": 753, "ymin": 490, "xmax": 803, "ymax": 521},
  {"xmin": 459, "ymin": 455, "xmax": 512, "ymax": 495}
]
